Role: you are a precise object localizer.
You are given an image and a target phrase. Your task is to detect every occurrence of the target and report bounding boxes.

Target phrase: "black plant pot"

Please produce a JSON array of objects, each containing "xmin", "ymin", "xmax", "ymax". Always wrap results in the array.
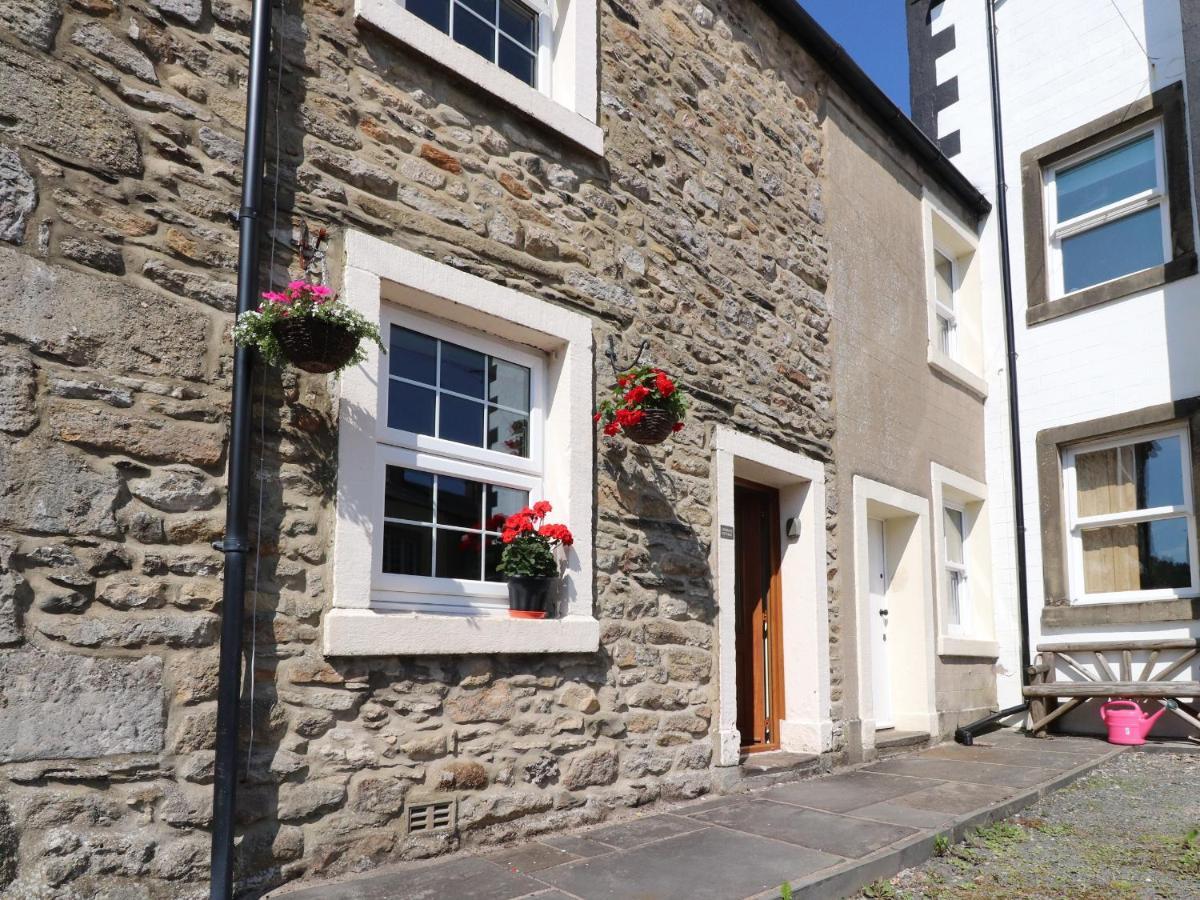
[
  {"xmin": 506, "ymin": 576, "xmax": 555, "ymax": 619},
  {"xmin": 272, "ymin": 316, "xmax": 359, "ymax": 374}
]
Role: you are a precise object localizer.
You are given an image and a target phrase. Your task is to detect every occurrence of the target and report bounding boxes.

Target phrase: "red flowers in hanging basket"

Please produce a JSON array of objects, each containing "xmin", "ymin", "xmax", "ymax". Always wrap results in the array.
[{"xmin": 595, "ymin": 365, "xmax": 688, "ymax": 445}]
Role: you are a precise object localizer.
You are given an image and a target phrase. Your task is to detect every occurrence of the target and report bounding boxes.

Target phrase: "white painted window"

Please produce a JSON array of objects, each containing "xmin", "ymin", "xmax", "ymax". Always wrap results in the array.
[
  {"xmin": 942, "ymin": 502, "xmax": 969, "ymax": 634},
  {"xmin": 1062, "ymin": 425, "xmax": 1198, "ymax": 604},
  {"xmin": 400, "ymin": 0, "xmax": 546, "ymax": 88},
  {"xmin": 931, "ymin": 464, "xmax": 996, "ymax": 658},
  {"xmin": 933, "ymin": 248, "xmax": 958, "ymax": 359},
  {"xmin": 354, "ymin": 0, "xmax": 601, "ymax": 154},
  {"xmin": 1046, "ymin": 124, "xmax": 1170, "ymax": 298},
  {"xmin": 923, "ymin": 194, "xmax": 986, "ymax": 398},
  {"xmin": 373, "ymin": 311, "xmax": 545, "ymax": 609},
  {"xmin": 327, "ymin": 232, "xmax": 597, "ymax": 656}
]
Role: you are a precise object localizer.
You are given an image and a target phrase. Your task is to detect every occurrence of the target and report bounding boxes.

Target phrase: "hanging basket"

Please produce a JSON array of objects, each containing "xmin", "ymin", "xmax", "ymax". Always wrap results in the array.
[
  {"xmin": 623, "ymin": 409, "xmax": 678, "ymax": 445},
  {"xmin": 272, "ymin": 317, "xmax": 360, "ymax": 374}
]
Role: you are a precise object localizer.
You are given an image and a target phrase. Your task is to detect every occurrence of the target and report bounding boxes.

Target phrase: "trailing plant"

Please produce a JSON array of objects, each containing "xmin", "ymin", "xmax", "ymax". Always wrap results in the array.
[
  {"xmin": 594, "ymin": 364, "xmax": 688, "ymax": 437},
  {"xmin": 233, "ymin": 279, "xmax": 383, "ymax": 374},
  {"xmin": 496, "ymin": 501, "xmax": 573, "ymax": 578}
]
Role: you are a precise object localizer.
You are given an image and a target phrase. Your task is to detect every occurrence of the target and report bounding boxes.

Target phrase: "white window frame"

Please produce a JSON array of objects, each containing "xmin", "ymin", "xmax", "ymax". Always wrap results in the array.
[
  {"xmin": 354, "ymin": 0, "xmax": 602, "ymax": 155},
  {"xmin": 327, "ymin": 231, "xmax": 598, "ymax": 656},
  {"xmin": 932, "ymin": 246, "xmax": 959, "ymax": 361},
  {"xmin": 1062, "ymin": 424, "xmax": 1199, "ymax": 605},
  {"xmin": 930, "ymin": 464, "xmax": 997, "ymax": 658},
  {"xmin": 941, "ymin": 501, "xmax": 970, "ymax": 637},
  {"xmin": 1044, "ymin": 122, "xmax": 1171, "ymax": 300}
]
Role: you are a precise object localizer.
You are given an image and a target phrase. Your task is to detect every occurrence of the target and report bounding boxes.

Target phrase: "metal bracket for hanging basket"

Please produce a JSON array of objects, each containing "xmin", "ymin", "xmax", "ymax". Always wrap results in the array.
[{"xmin": 605, "ymin": 335, "xmax": 648, "ymax": 379}]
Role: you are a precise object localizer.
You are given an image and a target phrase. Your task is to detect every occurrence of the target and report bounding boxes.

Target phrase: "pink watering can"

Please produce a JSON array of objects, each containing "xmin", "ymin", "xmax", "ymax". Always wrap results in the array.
[{"xmin": 1099, "ymin": 699, "xmax": 1165, "ymax": 745}]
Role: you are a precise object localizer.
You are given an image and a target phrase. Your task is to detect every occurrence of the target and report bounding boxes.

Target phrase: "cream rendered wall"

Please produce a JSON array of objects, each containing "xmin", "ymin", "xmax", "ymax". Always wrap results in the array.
[
  {"xmin": 823, "ymin": 88, "xmax": 998, "ymax": 753},
  {"xmin": 930, "ymin": 0, "xmax": 1200, "ymax": 711}
]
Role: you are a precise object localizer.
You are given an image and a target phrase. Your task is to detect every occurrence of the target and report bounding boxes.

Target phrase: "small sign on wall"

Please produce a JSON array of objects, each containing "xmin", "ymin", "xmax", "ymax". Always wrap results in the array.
[{"xmin": 720, "ymin": 525, "xmax": 734, "ymax": 540}]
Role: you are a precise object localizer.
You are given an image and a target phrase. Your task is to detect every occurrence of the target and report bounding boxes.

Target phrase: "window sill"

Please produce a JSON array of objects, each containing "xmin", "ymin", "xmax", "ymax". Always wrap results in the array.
[
  {"xmin": 354, "ymin": 0, "xmax": 604, "ymax": 157},
  {"xmin": 938, "ymin": 635, "xmax": 1000, "ymax": 659},
  {"xmin": 927, "ymin": 352, "xmax": 988, "ymax": 399},
  {"xmin": 324, "ymin": 607, "xmax": 600, "ymax": 656},
  {"xmin": 1027, "ymin": 252, "xmax": 1198, "ymax": 326},
  {"xmin": 1043, "ymin": 596, "xmax": 1200, "ymax": 628}
]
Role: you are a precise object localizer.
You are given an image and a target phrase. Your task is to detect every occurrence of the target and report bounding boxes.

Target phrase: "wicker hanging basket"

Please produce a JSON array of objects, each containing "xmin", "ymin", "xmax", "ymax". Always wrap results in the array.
[
  {"xmin": 272, "ymin": 317, "xmax": 359, "ymax": 374},
  {"xmin": 623, "ymin": 409, "xmax": 678, "ymax": 445}
]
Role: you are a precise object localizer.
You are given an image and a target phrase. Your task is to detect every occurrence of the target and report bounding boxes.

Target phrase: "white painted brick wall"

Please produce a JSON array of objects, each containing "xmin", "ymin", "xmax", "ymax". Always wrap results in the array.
[{"xmin": 924, "ymin": 0, "xmax": 1199, "ymax": 702}]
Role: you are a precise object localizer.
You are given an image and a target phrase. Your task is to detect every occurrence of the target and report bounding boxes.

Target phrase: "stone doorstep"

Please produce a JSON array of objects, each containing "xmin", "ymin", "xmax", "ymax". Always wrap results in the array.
[
  {"xmin": 745, "ymin": 744, "xmax": 1127, "ymax": 900},
  {"xmin": 268, "ymin": 739, "xmax": 1124, "ymax": 900}
]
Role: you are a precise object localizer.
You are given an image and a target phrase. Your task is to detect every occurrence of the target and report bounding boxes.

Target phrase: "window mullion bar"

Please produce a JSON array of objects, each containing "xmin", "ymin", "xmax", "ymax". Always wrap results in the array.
[
  {"xmin": 430, "ymin": 473, "xmax": 439, "ymax": 575},
  {"xmin": 1074, "ymin": 505, "xmax": 1190, "ymax": 529}
]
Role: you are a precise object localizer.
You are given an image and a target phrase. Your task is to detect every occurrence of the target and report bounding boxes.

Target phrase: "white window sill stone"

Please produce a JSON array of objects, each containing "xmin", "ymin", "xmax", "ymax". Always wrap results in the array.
[
  {"xmin": 324, "ymin": 608, "xmax": 600, "ymax": 656},
  {"xmin": 938, "ymin": 635, "xmax": 1000, "ymax": 659},
  {"xmin": 354, "ymin": 0, "xmax": 604, "ymax": 156},
  {"xmin": 928, "ymin": 351, "xmax": 988, "ymax": 399}
]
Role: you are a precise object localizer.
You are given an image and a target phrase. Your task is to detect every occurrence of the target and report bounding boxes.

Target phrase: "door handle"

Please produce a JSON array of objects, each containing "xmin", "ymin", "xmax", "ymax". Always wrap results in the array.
[{"xmin": 878, "ymin": 609, "xmax": 889, "ymax": 616}]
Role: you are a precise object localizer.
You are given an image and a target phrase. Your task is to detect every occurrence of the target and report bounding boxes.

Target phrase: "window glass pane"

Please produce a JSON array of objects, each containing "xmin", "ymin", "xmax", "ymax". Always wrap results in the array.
[
  {"xmin": 439, "ymin": 394, "xmax": 485, "ymax": 447},
  {"xmin": 937, "ymin": 313, "xmax": 954, "ymax": 357},
  {"xmin": 485, "ymin": 535, "xmax": 506, "ymax": 582},
  {"xmin": 437, "ymin": 475, "xmax": 483, "ymax": 528},
  {"xmin": 1080, "ymin": 517, "xmax": 1192, "ymax": 593},
  {"xmin": 488, "ymin": 407, "xmax": 529, "ymax": 457},
  {"xmin": 458, "ymin": 0, "xmax": 495, "ymax": 21},
  {"xmin": 499, "ymin": 0, "xmax": 536, "ymax": 48},
  {"xmin": 1061, "ymin": 205, "xmax": 1164, "ymax": 294},
  {"xmin": 452, "ymin": 4, "xmax": 496, "ymax": 60},
  {"xmin": 944, "ymin": 506, "xmax": 965, "ymax": 564},
  {"xmin": 390, "ymin": 326, "xmax": 438, "ymax": 385},
  {"xmin": 388, "ymin": 381, "xmax": 436, "ymax": 436},
  {"xmin": 1075, "ymin": 434, "xmax": 1184, "ymax": 516},
  {"xmin": 436, "ymin": 528, "xmax": 483, "ymax": 580},
  {"xmin": 488, "ymin": 358, "xmax": 530, "ymax": 410},
  {"xmin": 934, "ymin": 251, "xmax": 955, "ymax": 310},
  {"xmin": 947, "ymin": 569, "xmax": 966, "ymax": 626},
  {"xmin": 383, "ymin": 522, "xmax": 433, "ymax": 575},
  {"xmin": 498, "ymin": 38, "xmax": 536, "ymax": 85},
  {"xmin": 406, "ymin": 0, "xmax": 450, "ymax": 31},
  {"xmin": 385, "ymin": 466, "xmax": 434, "ymax": 521},
  {"xmin": 486, "ymin": 485, "xmax": 528, "ymax": 531},
  {"xmin": 440, "ymin": 341, "xmax": 487, "ymax": 398},
  {"xmin": 1057, "ymin": 133, "xmax": 1157, "ymax": 222}
]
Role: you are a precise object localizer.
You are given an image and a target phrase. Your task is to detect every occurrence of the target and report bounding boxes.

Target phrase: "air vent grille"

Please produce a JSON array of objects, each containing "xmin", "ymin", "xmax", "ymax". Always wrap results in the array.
[{"xmin": 407, "ymin": 798, "xmax": 455, "ymax": 834}]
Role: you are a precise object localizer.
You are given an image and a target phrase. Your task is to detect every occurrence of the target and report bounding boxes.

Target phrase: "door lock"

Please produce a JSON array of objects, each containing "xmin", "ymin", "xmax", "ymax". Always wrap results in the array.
[{"xmin": 878, "ymin": 608, "xmax": 889, "ymax": 616}]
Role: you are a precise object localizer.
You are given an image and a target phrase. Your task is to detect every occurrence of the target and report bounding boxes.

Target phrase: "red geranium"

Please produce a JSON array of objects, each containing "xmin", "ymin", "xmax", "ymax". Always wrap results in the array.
[
  {"xmin": 594, "ymin": 362, "xmax": 688, "ymax": 441},
  {"xmin": 495, "ymin": 499, "xmax": 573, "ymax": 579}
]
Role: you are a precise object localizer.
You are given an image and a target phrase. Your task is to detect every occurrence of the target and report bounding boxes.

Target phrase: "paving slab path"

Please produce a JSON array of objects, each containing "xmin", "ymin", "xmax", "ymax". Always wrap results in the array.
[{"xmin": 269, "ymin": 731, "xmax": 1121, "ymax": 900}]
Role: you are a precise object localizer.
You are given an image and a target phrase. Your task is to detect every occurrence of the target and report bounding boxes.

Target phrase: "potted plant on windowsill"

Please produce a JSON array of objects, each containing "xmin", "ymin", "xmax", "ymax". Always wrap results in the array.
[
  {"xmin": 233, "ymin": 279, "xmax": 383, "ymax": 375},
  {"xmin": 595, "ymin": 365, "xmax": 688, "ymax": 445},
  {"xmin": 496, "ymin": 501, "xmax": 573, "ymax": 619}
]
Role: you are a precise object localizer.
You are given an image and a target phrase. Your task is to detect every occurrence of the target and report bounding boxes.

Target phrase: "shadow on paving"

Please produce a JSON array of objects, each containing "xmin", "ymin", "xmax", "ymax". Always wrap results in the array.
[{"xmin": 266, "ymin": 731, "xmax": 1121, "ymax": 900}]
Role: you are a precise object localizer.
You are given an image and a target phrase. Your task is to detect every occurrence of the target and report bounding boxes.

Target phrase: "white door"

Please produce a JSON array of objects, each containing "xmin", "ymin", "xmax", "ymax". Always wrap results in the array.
[{"xmin": 867, "ymin": 518, "xmax": 893, "ymax": 729}]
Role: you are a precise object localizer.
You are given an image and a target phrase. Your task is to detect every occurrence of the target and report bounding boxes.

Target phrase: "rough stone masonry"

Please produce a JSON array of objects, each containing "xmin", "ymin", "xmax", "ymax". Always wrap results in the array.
[{"xmin": 0, "ymin": 0, "xmax": 840, "ymax": 893}]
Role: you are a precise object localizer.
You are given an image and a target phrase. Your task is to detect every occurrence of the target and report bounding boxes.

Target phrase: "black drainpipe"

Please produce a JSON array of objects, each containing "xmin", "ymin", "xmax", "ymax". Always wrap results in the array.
[
  {"xmin": 209, "ymin": 0, "xmax": 272, "ymax": 892},
  {"xmin": 956, "ymin": 0, "xmax": 1033, "ymax": 746}
]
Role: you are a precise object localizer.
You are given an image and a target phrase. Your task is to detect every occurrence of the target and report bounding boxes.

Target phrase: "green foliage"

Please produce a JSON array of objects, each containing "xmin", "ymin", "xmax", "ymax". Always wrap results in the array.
[
  {"xmin": 496, "ymin": 532, "xmax": 558, "ymax": 578},
  {"xmin": 860, "ymin": 879, "xmax": 898, "ymax": 898},
  {"xmin": 233, "ymin": 280, "xmax": 383, "ymax": 375},
  {"xmin": 778, "ymin": 882, "xmax": 792, "ymax": 900},
  {"xmin": 933, "ymin": 834, "xmax": 951, "ymax": 857},
  {"xmin": 970, "ymin": 822, "xmax": 1027, "ymax": 852}
]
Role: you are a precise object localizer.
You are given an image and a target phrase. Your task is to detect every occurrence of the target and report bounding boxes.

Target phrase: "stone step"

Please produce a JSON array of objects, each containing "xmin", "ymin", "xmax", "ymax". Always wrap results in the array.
[
  {"xmin": 874, "ymin": 730, "xmax": 932, "ymax": 758},
  {"xmin": 715, "ymin": 750, "xmax": 830, "ymax": 793}
]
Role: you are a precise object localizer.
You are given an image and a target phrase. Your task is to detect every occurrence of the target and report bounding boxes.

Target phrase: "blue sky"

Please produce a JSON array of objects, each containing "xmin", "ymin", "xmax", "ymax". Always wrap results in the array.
[{"xmin": 799, "ymin": 0, "xmax": 911, "ymax": 113}]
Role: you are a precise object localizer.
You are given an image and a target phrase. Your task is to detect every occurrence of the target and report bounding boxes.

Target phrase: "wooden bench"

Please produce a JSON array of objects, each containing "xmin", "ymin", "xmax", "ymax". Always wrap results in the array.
[{"xmin": 1023, "ymin": 639, "xmax": 1200, "ymax": 740}]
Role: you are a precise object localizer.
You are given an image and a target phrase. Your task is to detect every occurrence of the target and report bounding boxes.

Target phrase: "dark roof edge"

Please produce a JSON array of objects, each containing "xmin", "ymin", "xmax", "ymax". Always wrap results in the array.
[{"xmin": 755, "ymin": 0, "xmax": 991, "ymax": 217}]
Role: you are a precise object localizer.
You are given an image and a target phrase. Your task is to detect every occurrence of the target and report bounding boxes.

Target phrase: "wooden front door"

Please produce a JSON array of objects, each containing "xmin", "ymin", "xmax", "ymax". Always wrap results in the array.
[{"xmin": 734, "ymin": 480, "xmax": 785, "ymax": 752}]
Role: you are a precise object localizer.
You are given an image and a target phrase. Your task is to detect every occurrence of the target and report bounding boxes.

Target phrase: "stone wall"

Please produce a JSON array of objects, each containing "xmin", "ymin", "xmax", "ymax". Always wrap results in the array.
[{"xmin": 0, "ymin": 0, "xmax": 840, "ymax": 894}]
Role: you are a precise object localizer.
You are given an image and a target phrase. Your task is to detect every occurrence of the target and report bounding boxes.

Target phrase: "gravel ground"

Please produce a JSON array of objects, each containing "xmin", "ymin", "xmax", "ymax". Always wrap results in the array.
[{"xmin": 855, "ymin": 750, "xmax": 1200, "ymax": 900}]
